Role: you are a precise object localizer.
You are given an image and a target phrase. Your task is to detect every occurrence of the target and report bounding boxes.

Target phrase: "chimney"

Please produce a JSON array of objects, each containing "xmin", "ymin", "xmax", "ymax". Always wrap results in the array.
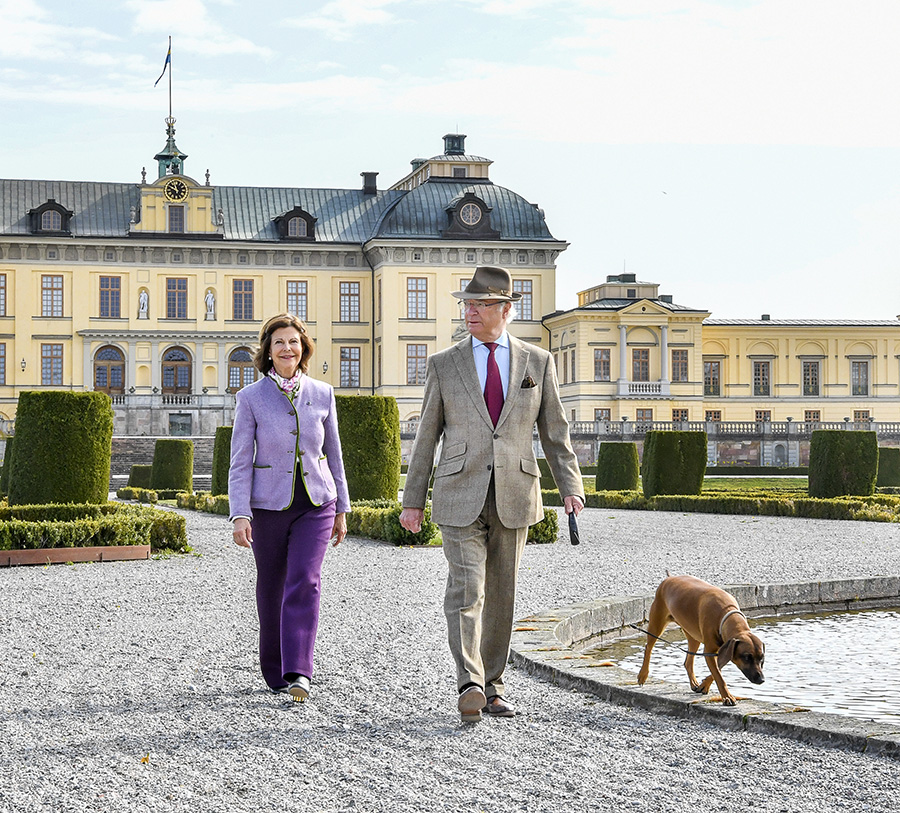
[
  {"xmin": 660, "ymin": 294, "xmax": 673, "ymax": 303},
  {"xmin": 443, "ymin": 133, "xmax": 466, "ymax": 155},
  {"xmin": 361, "ymin": 172, "xmax": 378, "ymax": 195},
  {"xmin": 761, "ymin": 314, "xmax": 771, "ymax": 320}
]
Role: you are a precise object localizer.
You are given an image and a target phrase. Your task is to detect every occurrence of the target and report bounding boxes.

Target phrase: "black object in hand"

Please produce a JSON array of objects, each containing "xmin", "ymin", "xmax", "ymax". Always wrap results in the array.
[{"xmin": 568, "ymin": 511, "xmax": 580, "ymax": 546}]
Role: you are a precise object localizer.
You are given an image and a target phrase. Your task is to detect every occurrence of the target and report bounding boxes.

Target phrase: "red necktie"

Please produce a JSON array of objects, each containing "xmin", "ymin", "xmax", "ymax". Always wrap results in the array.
[{"xmin": 484, "ymin": 342, "xmax": 504, "ymax": 426}]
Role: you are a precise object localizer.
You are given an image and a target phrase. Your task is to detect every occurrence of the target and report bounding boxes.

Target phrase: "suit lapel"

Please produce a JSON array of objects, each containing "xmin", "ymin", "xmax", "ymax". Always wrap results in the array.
[
  {"xmin": 450, "ymin": 337, "xmax": 494, "ymax": 429},
  {"xmin": 496, "ymin": 336, "xmax": 529, "ymax": 429}
]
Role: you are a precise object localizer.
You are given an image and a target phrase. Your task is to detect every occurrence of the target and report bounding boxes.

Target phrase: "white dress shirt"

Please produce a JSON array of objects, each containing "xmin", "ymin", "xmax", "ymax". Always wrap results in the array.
[{"xmin": 471, "ymin": 332, "xmax": 510, "ymax": 398}]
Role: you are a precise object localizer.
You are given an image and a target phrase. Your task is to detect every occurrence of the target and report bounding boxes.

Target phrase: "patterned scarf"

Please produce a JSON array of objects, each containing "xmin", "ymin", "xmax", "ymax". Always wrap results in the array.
[{"xmin": 268, "ymin": 368, "xmax": 302, "ymax": 398}]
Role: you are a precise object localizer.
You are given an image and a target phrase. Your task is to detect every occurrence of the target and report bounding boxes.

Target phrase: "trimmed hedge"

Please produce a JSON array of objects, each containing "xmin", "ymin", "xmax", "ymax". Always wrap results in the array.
[
  {"xmin": 595, "ymin": 442, "xmax": 640, "ymax": 492},
  {"xmin": 177, "ymin": 491, "xmax": 230, "ymax": 516},
  {"xmin": 211, "ymin": 426, "xmax": 233, "ymax": 497},
  {"xmin": 335, "ymin": 395, "xmax": 401, "ymax": 500},
  {"xmin": 526, "ymin": 510, "xmax": 559, "ymax": 544},
  {"xmin": 705, "ymin": 465, "xmax": 808, "ymax": 476},
  {"xmin": 641, "ymin": 430, "xmax": 708, "ymax": 498},
  {"xmin": 0, "ymin": 434, "xmax": 14, "ymax": 496},
  {"xmin": 876, "ymin": 447, "xmax": 900, "ymax": 488},
  {"xmin": 9, "ymin": 391, "xmax": 113, "ymax": 506},
  {"xmin": 0, "ymin": 502, "xmax": 188, "ymax": 552},
  {"xmin": 116, "ymin": 487, "xmax": 158, "ymax": 504},
  {"xmin": 128, "ymin": 464, "xmax": 153, "ymax": 488},
  {"xmin": 809, "ymin": 430, "xmax": 877, "ymax": 498},
  {"xmin": 151, "ymin": 439, "xmax": 194, "ymax": 494}
]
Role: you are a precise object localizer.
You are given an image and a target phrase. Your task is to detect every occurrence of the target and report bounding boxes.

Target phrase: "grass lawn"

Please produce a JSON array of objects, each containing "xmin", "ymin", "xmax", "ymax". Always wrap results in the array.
[{"xmin": 582, "ymin": 476, "xmax": 808, "ymax": 494}]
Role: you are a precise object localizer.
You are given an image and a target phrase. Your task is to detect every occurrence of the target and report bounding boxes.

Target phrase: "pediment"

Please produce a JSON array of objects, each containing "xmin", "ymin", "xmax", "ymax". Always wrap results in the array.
[{"xmin": 620, "ymin": 299, "xmax": 671, "ymax": 316}]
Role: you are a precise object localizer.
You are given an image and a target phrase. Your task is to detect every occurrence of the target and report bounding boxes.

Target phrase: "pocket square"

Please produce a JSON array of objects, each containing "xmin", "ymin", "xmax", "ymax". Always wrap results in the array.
[{"xmin": 521, "ymin": 376, "xmax": 536, "ymax": 388}]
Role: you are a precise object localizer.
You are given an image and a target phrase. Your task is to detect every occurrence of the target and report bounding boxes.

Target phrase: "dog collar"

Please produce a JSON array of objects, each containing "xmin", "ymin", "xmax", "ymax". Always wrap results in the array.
[{"xmin": 718, "ymin": 608, "xmax": 746, "ymax": 641}]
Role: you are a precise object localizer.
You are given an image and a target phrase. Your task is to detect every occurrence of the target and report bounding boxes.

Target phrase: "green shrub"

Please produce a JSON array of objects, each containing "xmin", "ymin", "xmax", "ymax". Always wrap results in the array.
[
  {"xmin": 808, "ymin": 430, "xmax": 878, "ymax": 498},
  {"xmin": 876, "ymin": 447, "xmax": 900, "ymax": 488},
  {"xmin": 595, "ymin": 442, "xmax": 640, "ymax": 491},
  {"xmin": 116, "ymin": 487, "xmax": 158, "ymax": 504},
  {"xmin": 345, "ymin": 500, "xmax": 439, "ymax": 545},
  {"xmin": 151, "ymin": 439, "xmax": 194, "ymax": 494},
  {"xmin": 526, "ymin": 510, "xmax": 559, "ymax": 544},
  {"xmin": 128, "ymin": 464, "xmax": 153, "ymax": 488},
  {"xmin": 641, "ymin": 431, "xmax": 707, "ymax": 498},
  {"xmin": 335, "ymin": 395, "xmax": 400, "ymax": 500},
  {"xmin": 0, "ymin": 434, "xmax": 14, "ymax": 496},
  {"xmin": 211, "ymin": 426, "xmax": 233, "ymax": 496},
  {"xmin": 8, "ymin": 391, "xmax": 113, "ymax": 506}
]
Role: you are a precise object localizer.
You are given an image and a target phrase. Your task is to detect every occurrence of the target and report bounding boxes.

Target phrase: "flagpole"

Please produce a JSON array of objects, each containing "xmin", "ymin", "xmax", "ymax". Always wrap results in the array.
[{"xmin": 168, "ymin": 35, "xmax": 172, "ymax": 120}]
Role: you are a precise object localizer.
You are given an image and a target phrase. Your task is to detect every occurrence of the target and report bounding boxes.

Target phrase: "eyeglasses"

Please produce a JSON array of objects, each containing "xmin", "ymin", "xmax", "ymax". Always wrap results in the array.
[{"xmin": 462, "ymin": 300, "xmax": 505, "ymax": 312}]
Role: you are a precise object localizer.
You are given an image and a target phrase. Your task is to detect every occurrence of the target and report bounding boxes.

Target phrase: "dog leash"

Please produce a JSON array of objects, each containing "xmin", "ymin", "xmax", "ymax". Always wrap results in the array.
[{"xmin": 626, "ymin": 623, "xmax": 718, "ymax": 658}]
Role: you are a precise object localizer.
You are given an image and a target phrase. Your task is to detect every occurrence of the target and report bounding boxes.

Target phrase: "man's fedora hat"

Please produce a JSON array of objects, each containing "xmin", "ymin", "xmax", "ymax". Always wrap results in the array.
[{"xmin": 452, "ymin": 266, "xmax": 522, "ymax": 301}]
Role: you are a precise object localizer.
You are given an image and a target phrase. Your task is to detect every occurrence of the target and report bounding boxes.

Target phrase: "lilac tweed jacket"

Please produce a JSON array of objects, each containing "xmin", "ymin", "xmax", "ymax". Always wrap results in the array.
[{"xmin": 228, "ymin": 375, "xmax": 351, "ymax": 520}]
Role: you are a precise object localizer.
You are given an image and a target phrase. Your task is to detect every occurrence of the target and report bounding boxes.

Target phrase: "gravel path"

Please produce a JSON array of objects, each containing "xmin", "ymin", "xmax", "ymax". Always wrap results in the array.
[{"xmin": 1, "ymin": 507, "xmax": 899, "ymax": 813}]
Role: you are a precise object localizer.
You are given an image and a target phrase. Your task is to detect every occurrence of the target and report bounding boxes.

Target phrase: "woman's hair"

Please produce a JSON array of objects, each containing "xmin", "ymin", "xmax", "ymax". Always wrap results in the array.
[{"xmin": 254, "ymin": 313, "xmax": 315, "ymax": 375}]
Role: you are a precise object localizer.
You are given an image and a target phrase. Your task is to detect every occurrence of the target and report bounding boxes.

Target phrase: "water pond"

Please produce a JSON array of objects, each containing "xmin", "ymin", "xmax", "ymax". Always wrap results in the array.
[{"xmin": 587, "ymin": 608, "xmax": 900, "ymax": 724}]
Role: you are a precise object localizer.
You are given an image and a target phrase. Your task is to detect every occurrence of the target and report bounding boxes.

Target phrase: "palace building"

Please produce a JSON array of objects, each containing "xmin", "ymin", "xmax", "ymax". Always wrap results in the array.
[{"xmin": 0, "ymin": 124, "xmax": 563, "ymax": 436}]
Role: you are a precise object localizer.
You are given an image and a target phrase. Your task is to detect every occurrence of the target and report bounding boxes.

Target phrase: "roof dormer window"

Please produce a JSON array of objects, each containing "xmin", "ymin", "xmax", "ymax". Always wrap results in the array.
[
  {"xmin": 42, "ymin": 210, "xmax": 62, "ymax": 231},
  {"xmin": 453, "ymin": 167, "xmax": 467, "ymax": 178},
  {"xmin": 287, "ymin": 217, "xmax": 308, "ymax": 238},
  {"xmin": 275, "ymin": 206, "xmax": 317, "ymax": 241},
  {"xmin": 29, "ymin": 199, "xmax": 73, "ymax": 235},
  {"xmin": 443, "ymin": 192, "xmax": 500, "ymax": 240}
]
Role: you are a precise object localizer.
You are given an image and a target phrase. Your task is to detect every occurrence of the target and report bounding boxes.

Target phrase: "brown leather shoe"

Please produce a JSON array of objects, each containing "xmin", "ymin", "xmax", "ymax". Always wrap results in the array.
[
  {"xmin": 457, "ymin": 685, "xmax": 487, "ymax": 722},
  {"xmin": 483, "ymin": 695, "xmax": 516, "ymax": 717}
]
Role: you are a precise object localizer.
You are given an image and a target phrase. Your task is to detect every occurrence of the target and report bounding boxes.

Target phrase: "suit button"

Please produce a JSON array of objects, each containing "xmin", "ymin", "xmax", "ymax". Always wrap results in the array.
[
  {"xmin": 493, "ymin": 434, "xmax": 499, "ymax": 439},
  {"xmin": 302, "ymin": 471, "xmax": 307, "ymax": 476},
  {"xmin": 288, "ymin": 411, "xmax": 294, "ymax": 416},
  {"xmin": 290, "ymin": 429, "xmax": 298, "ymax": 435},
  {"xmin": 299, "ymin": 450, "xmax": 305, "ymax": 455},
  {"xmin": 487, "ymin": 465, "xmax": 492, "ymax": 471}
]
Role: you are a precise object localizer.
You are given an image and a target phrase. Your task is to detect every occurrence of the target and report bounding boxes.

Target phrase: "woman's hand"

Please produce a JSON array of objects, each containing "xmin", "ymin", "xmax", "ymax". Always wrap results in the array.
[
  {"xmin": 232, "ymin": 517, "xmax": 253, "ymax": 548},
  {"xmin": 331, "ymin": 513, "xmax": 347, "ymax": 547}
]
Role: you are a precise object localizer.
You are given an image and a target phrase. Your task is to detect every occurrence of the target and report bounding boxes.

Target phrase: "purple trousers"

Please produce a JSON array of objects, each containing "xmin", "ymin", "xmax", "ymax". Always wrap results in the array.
[{"xmin": 250, "ymin": 470, "xmax": 337, "ymax": 689}]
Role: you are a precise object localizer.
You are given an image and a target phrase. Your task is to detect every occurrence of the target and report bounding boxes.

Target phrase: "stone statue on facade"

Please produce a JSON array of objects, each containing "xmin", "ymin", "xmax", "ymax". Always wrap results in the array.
[
  {"xmin": 205, "ymin": 289, "xmax": 216, "ymax": 320},
  {"xmin": 138, "ymin": 289, "xmax": 149, "ymax": 319}
]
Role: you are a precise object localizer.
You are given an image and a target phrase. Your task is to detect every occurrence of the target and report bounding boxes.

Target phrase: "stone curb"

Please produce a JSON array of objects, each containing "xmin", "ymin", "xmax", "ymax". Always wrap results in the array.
[{"xmin": 510, "ymin": 576, "xmax": 900, "ymax": 759}]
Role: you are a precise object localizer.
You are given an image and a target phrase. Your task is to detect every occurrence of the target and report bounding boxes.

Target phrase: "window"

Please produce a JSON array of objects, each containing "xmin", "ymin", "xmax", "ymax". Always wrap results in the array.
[
  {"xmin": 377, "ymin": 278, "xmax": 382, "ymax": 323},
  {"xmin": 562, "ymin": 351, "xmax": 568, "ymax": 383},
  {"xmin": 851, "ymin": 361, "xmax": 869, "ymax": 396},
  {"xmin": 513, "ymin": 280, "xmax": 533, "ymax": 320},
  {"xmin": 632, "ymin": 348, "xmax": 649, "ymax": 382},
  {"xmin": 162, "ymin": 347, "xmax": 191, "ymax": 393},
  {"xmin": 340, "ymin": 282, "xmax": 360, "ymax": 322},
  {"xmin": 166, "ymin": 278, "xmax": 188, "ymax": 319},
  {"xmin": 41, "ymin": 210, "xmax": 62, "ymax": 231},
  {"xmin": 635, "ymin": 408, "xmax": 653, "ymax": 427},
  {"xmin": 340, "ymin": 347, "xmax": 360, "ymax": 387},
  {"xmin": 517, "ymin": 253, "xmax": 528, "ymax": 264},
  {"xmin": 233, "ymin": 279, "xmax": 254, "ymax": 321},
  {"xmin": 99, "ymin": 277, "xmax": 121, "ymax": 319},
  {"xmin": 287, "ymin": 217, "xmax": 307, "ymax": 238},
  {"xmin": 41, "ymin": 343, "xmax": 63, "ymax": 385},
  {"xmin": 228, "ymin": 348, "xmax": 257, "ymax": 392},
  {"xmin": 854, "ymin": 410, "xmax": 871, "ymax": 422},
  {"xmin": 452, "ymin": 167, "xmax": 467, "ymax": 178},
  {"xmin": 804, "ymin": 410, "xmax": 821, "ymax": 424},
  {"xmin": 802, "ymin": 361, "xmax": 820, "ymax": 396},
  {"xmin": 570, "ymin": 349, "xmax": 576, "ymax": 382},
  {"xmin": 287, "ymin": 281, "xmax": 308, "ymax": 321},
  {"xmin": 671, "ymin": 350, "xmax": 688, "ymax": 382},
  {"xmin": 168, "ymin": 205, "xmax": 185, "ymax": 233},
  {"xmin": 0, "ymin": 274, "xmax": 5, "ymax": 316},
  {"xmin": 41, "ymin": 275, "xmax": 63, "ymax": 317},
  {"xmin": 672, "ymin": 409, "xmax": 689, "ymax": 422},
  {"xmin": 93, "ymin": 346, "xmax": 125, "ymax": 394},
  {"xmin": 594, "ymin": 408, "xmax": 611, "ymax": 422},
  {"xmin": 407, "ymin": 344, "xmax": 427, "ymax": 385},
  {"xmin": 407, "ymin": 278, "xmax": 427, "ymax": 319},
  {"xmin": 755, "ymin": 410, "xmax": 771, "ymax": 423},
  {"xmin": 627, "ymin": 288, "xmax": 636, "ymax": 298},
  {"xmin": 0, "ymin": 343, "xmax": 5, "ymax": 385},
  {"xmin": 705, "ymin": 410, "xmax": 722, "ymax": 422},
  {"xmin": 753, "ymin": 361, "xmax": 770, "ymax": 396},
  {"xmin": 704, "ymin": 361, "xmax": 720, "ymax": 396},
  {"xmin": 594, "ymin": 349, "xmax": 611, "ymax": 381}
]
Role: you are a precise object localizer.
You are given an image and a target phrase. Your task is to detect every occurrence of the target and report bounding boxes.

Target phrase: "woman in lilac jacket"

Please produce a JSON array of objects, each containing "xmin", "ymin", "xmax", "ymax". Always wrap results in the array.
[{"xmin": 229, "ymin": 313, "xmax": 351, "ymax": 702}]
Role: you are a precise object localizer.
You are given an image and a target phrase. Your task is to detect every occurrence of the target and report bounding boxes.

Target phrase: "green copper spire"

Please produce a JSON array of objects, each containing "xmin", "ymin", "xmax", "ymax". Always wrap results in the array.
[{"xmin": 154, "ymin": 116, "xmax": 188, "ymax": 179}]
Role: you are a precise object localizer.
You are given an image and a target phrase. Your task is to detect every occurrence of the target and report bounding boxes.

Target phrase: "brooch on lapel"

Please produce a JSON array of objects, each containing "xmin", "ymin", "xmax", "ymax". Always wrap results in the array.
[{"xmin": 521, "ymin": 375, "xmax": 536, "ymax": 389}]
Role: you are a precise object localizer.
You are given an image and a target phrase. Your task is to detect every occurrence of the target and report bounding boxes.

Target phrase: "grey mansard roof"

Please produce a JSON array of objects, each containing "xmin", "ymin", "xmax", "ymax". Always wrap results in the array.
[{"xmin": 0, "ymin": 177, "xmax": 558, "ymax": 244}]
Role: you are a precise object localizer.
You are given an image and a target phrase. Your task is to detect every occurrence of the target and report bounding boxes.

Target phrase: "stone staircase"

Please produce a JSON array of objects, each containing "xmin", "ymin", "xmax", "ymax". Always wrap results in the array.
[{"xmin": 111, "ymin": 436, "xmax": 216, "ymax": 489}]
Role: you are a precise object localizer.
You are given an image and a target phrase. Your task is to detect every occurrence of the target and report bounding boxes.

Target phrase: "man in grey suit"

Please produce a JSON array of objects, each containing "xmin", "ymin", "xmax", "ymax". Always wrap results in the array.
[{"xmin": 400, "ymin": 266, "xmax": 584, "ymax": 723}]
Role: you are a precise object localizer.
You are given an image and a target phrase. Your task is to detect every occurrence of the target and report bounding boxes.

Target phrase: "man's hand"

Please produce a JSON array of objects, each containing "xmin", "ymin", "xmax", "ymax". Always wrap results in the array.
[
  {"xmin": 232, "ymin": 517, "xmax": 252, "ymax": 548},
  {"xmin": 399, "ymin": 507, "xmax": 424, "ymax": 533},
  {"xmin": 564, "ymin": 495, "xmax": 584, "ymax": 517}
]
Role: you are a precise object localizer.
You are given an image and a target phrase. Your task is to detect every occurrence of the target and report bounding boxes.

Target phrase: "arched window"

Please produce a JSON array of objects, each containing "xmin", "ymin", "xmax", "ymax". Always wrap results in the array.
[
  {"xmin": 42, "ymin": 210, "xmax": 62, "ymax": 231},
  {"xmin": 94, "ymin": 345, "xmax": 125, "ymax": 394},
  {"xmin": 162, "ymin": 347, "xmax": 191, "ymax": 394},
  {"xmin": 228, "ymin": 348, "xmax": 257, "ymax": 392},
  {"xmin": 287, "ymin": 217, "xmax": 307, "ymax": 238}
]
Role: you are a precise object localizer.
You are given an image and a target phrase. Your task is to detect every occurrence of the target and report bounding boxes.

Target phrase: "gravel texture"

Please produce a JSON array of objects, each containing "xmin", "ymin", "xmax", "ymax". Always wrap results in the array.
[{"xmin": 1, "ymin": 507, "xmax": 899, "ymax": 813}]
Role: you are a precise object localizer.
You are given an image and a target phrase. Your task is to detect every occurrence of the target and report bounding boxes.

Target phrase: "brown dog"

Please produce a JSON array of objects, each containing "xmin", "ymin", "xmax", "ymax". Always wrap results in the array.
[{"xmin": 636, "ymin": 575, "xmax": 765, "ymax": 706}]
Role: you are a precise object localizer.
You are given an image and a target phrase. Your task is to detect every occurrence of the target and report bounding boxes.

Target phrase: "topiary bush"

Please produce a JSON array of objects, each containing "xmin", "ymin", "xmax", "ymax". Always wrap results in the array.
[
  {"xmin": 641, "ymin": 430, "xmax": 708, "ymax": 498},
  {"xmin": 335, "ymin": 395, "xmax": 400, "ymax": 500},
  {"xmin": 595, "ymin": 442, "xmax": 640, "ymax": 491},
  {"xmin": 0, "ymin": 434, "xmax": 14, "ymax": 496},
  {"xmin": 128, "ymin": 464, "xmax": 153, "ymax": 488},
  {"xmin": 809, "ymin": 430, "xmax": 878, "ymax": 498},
  {"xmin": 211, "ymin": 425, "xmax": 233, "ymax": 496},
  {"xmin": 876, "ymin": 446, "xmax": 900, "ymax": 488},
  {"xmin": 8, "ymin": 391, "xmax": 113, "ymax": 506},
  {"xmin": 150, "ymin": 439, "xmax": 194, "ymax": 494}
]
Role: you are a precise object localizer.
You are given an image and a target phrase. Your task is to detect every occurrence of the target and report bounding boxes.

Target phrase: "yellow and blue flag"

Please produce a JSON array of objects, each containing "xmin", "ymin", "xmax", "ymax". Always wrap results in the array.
[{"xmin": 154, "ymin": 38, "xmax": 171, "ymax": 87}]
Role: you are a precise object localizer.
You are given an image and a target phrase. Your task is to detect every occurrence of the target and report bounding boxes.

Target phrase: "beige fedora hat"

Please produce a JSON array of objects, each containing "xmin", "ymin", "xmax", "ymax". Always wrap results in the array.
[{"xmin": 452, "ymin": 266, "xmax": 522, "ymax": 301}]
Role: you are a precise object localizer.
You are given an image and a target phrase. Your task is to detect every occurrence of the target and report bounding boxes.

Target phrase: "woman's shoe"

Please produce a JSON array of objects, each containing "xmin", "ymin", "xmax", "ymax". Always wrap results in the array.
[{"xmin": 288, "ymin": 675, "xmax": 310, "ymax": 702}]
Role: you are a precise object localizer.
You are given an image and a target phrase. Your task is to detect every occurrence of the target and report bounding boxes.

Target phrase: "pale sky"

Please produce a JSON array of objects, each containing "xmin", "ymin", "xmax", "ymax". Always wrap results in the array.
[{"xmin": 2, "ymin": 0, "xmax": 899, "ymax": 319}]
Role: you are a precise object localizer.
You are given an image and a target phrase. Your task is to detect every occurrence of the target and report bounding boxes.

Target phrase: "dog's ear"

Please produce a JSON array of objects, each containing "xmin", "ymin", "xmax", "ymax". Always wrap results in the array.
[{"xmin": 717, "ymin": 638, "xmax": 737, "ymax": 668}]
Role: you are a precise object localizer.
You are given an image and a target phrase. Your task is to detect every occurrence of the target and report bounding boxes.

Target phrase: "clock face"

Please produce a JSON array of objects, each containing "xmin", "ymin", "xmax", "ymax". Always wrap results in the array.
[
  {"xmin": 460, "ymin": 202, "xmax": 482, "ymax": 226},
  {"xmin": 164, "ymin": 179, "xmax": 189, "ymax": 202}
]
